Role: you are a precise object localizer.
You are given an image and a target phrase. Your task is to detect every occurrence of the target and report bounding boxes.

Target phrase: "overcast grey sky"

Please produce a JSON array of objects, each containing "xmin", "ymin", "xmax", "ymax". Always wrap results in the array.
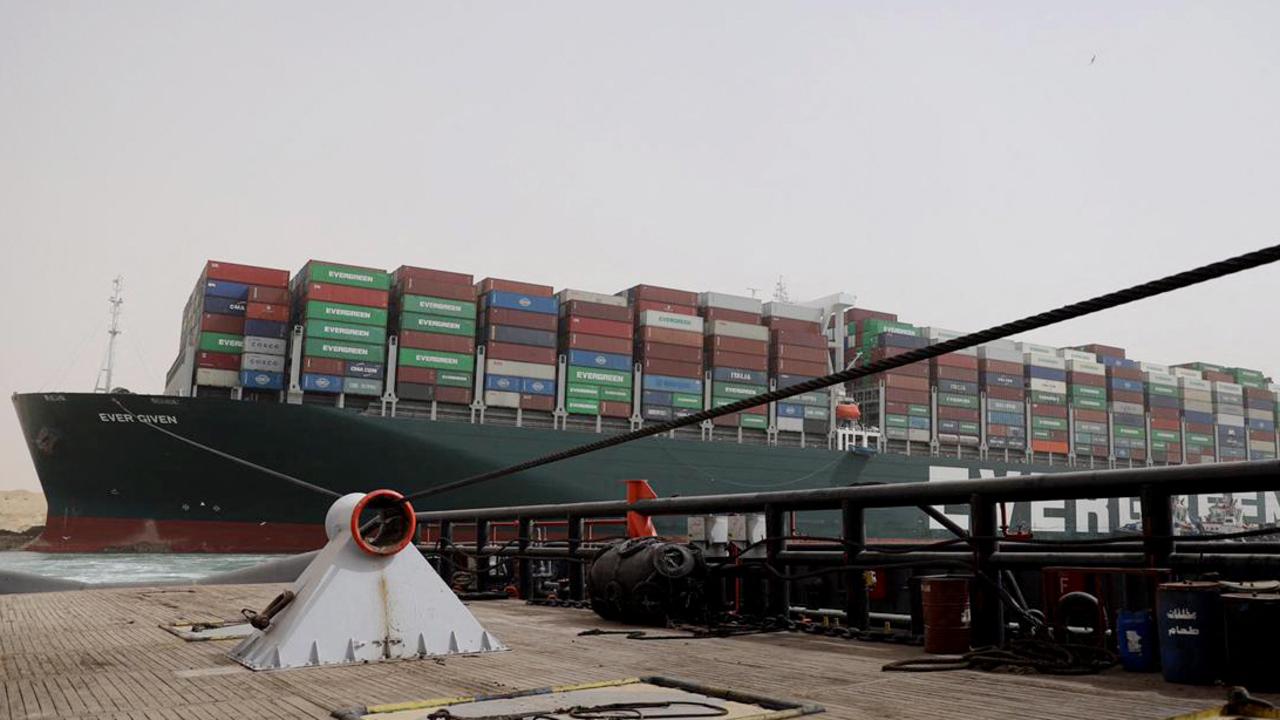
[{"xmin": 2, "ymin": 2, "xmax": 1278, "ymax": 492}]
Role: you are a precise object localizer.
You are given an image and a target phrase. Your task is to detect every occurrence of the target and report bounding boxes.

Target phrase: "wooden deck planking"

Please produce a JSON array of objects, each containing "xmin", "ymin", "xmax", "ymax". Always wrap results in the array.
[{"xmin": 0, "ymin": 584, "xmax": 1270, "ymax": 720}]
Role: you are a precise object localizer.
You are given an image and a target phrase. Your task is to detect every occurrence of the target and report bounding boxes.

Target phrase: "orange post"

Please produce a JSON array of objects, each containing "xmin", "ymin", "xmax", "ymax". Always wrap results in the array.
[{"xmin": 624, "ymin": 479, "xmax": 658, "ymax": 538}]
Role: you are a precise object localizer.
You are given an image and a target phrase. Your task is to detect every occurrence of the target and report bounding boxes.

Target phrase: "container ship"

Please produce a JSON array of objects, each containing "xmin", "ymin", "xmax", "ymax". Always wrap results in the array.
[{"xmin": 14, "ymin": 260, "xmax": 1280, "ymax": 552}]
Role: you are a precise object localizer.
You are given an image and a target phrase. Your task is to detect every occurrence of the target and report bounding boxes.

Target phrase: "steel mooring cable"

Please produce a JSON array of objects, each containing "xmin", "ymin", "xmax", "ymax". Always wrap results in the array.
[{"xmin": 402, "ymin": 242, "xmax": 1280, "ymax": 505}]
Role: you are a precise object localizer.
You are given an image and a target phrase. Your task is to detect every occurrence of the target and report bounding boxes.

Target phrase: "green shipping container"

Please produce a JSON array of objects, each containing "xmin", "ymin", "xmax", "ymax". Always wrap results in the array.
[
  {"xmin": 1147, "ymin": 383, "xmax": 1179, "ymax": 398},
  {"xmin": 1032, "ymin": 429, "xmax": 1056, "ymax": 440},
  {"xmin": 713, "ymin": 382, "xmax": 768, "ymax": 399},
  {"xmin": 344, "ymin": 378, "xmax": 382, "ymax": 396},
  {"xmin": 741, "ymin": 414, "xmax": 768, "ymax": 429},
  {"xmin": 1186, "ymin": 432, "xmax": 1213, "ymax": 445},
  {"xmin": 199, "ymin": 332, "xmax": 244, "ymax": 354},
  {"xmin": 792, "ymin": 391, "xmax": 829, "ymax": 407},
  {"xmin": 803, "ymin": 406, "xmax": 830, "ymax": 420},
  {"xmin": 600, "ymin": 386, "xmax": 632, "ymax": 402},
  {"xmin": 400, "ymin": 312, "xmax": 476, "ymax": 337},
  {"xmin": 304, "ymin": 337, "xmax": 385, "ymax": 363},
  {"xmin": 885, "ymin": 414, "xmax": 909, "ymax": 428},
  {"xmin": 306, "ymin": 319, "xmax": 387, "ymax": 345},
  {"xmin": 908, "ymin": 404, "xmax": 931, "ymax": 417},
  {"xmin": 400, "ymin": 295, "xmax": 476, "ymax": 320},
  {"xmin": 672, "ymin": 393, "xmax": 703, "ymax": 409},
  {"xmin": 305, "ymin": 300, "xmax": 388, "ymax": 328},
  {"xmin": 1071, "ymin": 396, "xmax": 1106, "ymax": 411},
  {"xmin": 1152, "ymin": 429, "xmax": 1180, "ymax": 442},
  {"xmin": 1071, "ymin": 385, "xmax": 1106, "ymax": 400},
  {"xmin": 1114, "ymin": 426, "xmax": 1146, "ymax": 439},
  {"xmin": 305, "ymin": 262, "xmax": 391, "ymax": 291},
  {"xmin": 398, "ymin": 348, "xmax": 474, "ymax": 372},
  {"xmin": 437, "ymin": 371, "xmax": 473, "ymax": 387},
  {"xmin": 1033, "ymin": 417, "xmax": 1068, "ymax": 431},
  {"xmin": 958, "ymin": 421, "xmax": 980, "ymax": 434},
  {"xmin": 1030, "ymin": 391, "xmax": 1066, "ymax": 406},
  {"xmin": 860, "ymin": 319, "xmax": 919, "ymax": 337},
  {"xmin": 566, "ymin": 398, "xmax": 600, "ymax": 415},
  {"xmin": 568, "ymin": 366, "xmax": 631, "ymax": 388},
  {"xmin": 938, "ymin": 393, "xmax": 979, "ymax": 409},
  {"xmin": 567, "ymin": 384, "xmax": 600, "ymax": 400}
]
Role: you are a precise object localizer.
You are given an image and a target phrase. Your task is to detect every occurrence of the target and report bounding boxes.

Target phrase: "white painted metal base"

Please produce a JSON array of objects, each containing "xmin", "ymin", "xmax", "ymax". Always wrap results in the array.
[{"xmin": 229, "ymin": 493, "xmax": 506, "ymax": 671}]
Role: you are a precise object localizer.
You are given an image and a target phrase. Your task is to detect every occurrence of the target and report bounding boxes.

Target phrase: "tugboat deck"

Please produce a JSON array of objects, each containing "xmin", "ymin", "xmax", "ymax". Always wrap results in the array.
[{"xmin": 0, "ymin": 584, "xmax": 1259, "ymax": 720}]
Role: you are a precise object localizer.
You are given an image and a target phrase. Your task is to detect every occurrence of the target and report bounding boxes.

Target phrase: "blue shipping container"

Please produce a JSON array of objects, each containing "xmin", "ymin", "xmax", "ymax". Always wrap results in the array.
[
  {"xmin": 713, "ymin": 366, "xmax": 769, "ymax": 385},
  {"xmin": 346, "ymin": 361, "xmax": 385, "ymax": 380},
  {"xmin": 643, "ymin": 390, "xmax": 673, "ymax": 405},
  {"xmin": 1184, "ymin": 410, "xmax": 1213, "ymax": 424},
  {"xmin": 244, "ymin": 319, "xmax": 288, "ymax": 339},
  {"xmin": 777, "ymin": 403, "xmax": 804, "ymax": 418},
  {"xmin": 776, "ymin": 373, "xmax": 817, "ymax": 389},
  {"xmin": 301, "ymin": 373, "xmax": 344, "ymax": 393},
  {"xmin": 642, "ymin": 405, "xmax": 673, "ymax": 420},
  {"xmin": 485, "ymin": 374, "xmax": 522, "ymax": 392},
  {"xmin": 488, "ymin": 325, "xmax": 557, "ymax": 347},
  {"xmin": 1110, "ymin": 378, "xmax": 1144, "ymax": 392},
  {"xmin": 643, "ymin": 374, "xmax": 703, "ymax": 394},
  {"xmin": 983, "ymin": 372, "xmax": 1020, "ymax": 388},
  {"xmin": 240, "ymin": 370, "xmax": 284, "ymax": 390},
  {"xmin": 568, "ymin": 349, "xmax": 632, "ymax": 372},
  {"xmin": 521, "ymin": 377, "xmax": 556, "ymax": 396},
  {"xmin": 205, "ymin": 280, "xmax": 251, "ymax": 300},
  {"xmin": 485, "ymin": 290, "xmax": 557, "ymax": 316},
  {"xmin": 204, "ymin": 297, "xmax": 246, "ymax": 316},
  {"xmin": 1029, "ymin": 366, "xmax": 1067, "ymax": 382}
]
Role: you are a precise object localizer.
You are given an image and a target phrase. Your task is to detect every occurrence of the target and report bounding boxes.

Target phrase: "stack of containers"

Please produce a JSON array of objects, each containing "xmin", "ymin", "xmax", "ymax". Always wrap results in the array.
[
  {"xmin": 1083, "ymin": 346, "xmax": 1146, "ymax": 462},
  {"xmin": 1021, "ymin": 343, "xmax": 1069, "ymax": 455},
  {"xmin": 924, "ymin": 328, "xmax": 980, "ymax": 447},
  {"xmin": 700, "ymin": 293, "xmax": 769, "ymax": 431},
  {"xmin": 1174, "ymin": 367, "xmax": 1215, "ymax": 464},
  {"xmin": 291, "ymin": 261, "xmax": 390, "ymax": 398},
  {"xmin": 476, "ymin": 278, "xmax": 558, "ymax": 412},
  {"xmin": 1211, "ymin": 380, "xmax": 1248, "ymax": 461},
  {"xmin": 185, "ymin": 261, "xmax": 291, "ymax": 393},
  {"xmin": 768, "ymin": 302, "xmax": 829, "ymax": 435},
  {"xmin": 623, "ymin": 285, "xmax": 704, "ymax": 424},
  {"xmin": 1141, "ymin": 362, "xmax": 1183, "ymax": 464},
  {"xmin": 390, "ymin": 266, "xmax": 477, "ymax": 405},
  {"xmin": 1231, "ymin": 368, "xmax": 1277, "ymax": 460},
  {"xmin": 1062, "ymin": 351, "xmax": 1109, "ymax": 460},
  {"xmin": 557, "ymin": 289, "xmax": 634, "ymax": 418},
  {"xmin": 1270, "ymin": 382, "xmax": 1280, "ymax": 460},
  {"xmin": 977, "ymin": 340, "xmax": 1025, "ymax": 452},
  {"xmin": 857, "ymin": 318, "xmax": 929, "ymax": 443}
]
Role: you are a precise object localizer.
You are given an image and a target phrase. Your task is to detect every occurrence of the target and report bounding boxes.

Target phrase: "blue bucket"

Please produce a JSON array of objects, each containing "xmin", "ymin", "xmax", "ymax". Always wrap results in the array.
[
  {"xmin": 1157, "ymin": 582, "xmax": 1223, "ymax": 684},
  {"xmin": 1116, "ymin": 610, "xmax": 1158, "ymax": 672}
]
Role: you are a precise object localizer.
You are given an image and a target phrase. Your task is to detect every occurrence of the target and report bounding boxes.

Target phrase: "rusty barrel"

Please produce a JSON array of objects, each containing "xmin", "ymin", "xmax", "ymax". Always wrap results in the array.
[{"xmin": 921, "ymin": 576, "xmax": 971, "ymax": 654}]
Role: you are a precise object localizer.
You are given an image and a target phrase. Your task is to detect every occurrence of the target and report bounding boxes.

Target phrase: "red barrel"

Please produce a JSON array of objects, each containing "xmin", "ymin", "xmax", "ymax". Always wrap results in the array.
[{"xmin": 921, "ymin": 577, "xmax": 971, "ymax": 654}]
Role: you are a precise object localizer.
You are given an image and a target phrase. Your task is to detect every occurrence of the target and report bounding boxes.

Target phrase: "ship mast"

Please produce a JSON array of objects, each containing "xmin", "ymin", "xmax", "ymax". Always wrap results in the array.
[{"xmin": 94, "ymin": 276, "xmax": 124, "ymax": 393}]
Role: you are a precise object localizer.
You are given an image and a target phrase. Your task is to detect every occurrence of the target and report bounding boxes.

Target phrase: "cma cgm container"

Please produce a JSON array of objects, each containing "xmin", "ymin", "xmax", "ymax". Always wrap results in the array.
[
  {"xmin": 855, "ymin": 317, "xmax": 929, "ymax": 444},
  {"xmin": 290, "ymin": 261, "xmax": 390, "ymax": 398},
  {"xmin": 768, "ymin": 302, "xmax": 828, "ymax": 435},
  {"xmin": 167, "ymin": 260, "xmax": 291, "ymax": 396},
  {"xmin": 477, "ymin": 278, "xmax": 558, "ymax": 412},
  {"xmin": 700, "ymin": 292, "xmax": 768, "ymax": 431},
  {"xmin": 622, "ymin": 285, "xmax": 703, "ymax": 423},
  {"xmin": 390, "ymin": 266, "xmax": 477, "ymax": 405},
  {"xmin": 924, "ymin": 328, "xmax": 979, "ymax": 449},
  {"xmin": 1022, "ymin": 345, "xmax": 1069, "ymax": 457},
  {"xmin": 978, "ymin": 340, "xmax": 1026, "ymax": 455},
  {"xmin": 558, "ymin": 289, "xmax": 633, "ymax": 418}
]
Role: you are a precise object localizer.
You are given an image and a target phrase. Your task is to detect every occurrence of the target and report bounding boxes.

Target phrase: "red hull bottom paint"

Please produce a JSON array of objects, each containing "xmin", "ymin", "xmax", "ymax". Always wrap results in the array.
[{"xmin": 30, "ymin": 515, "xmax": 327, "ymax": 553}]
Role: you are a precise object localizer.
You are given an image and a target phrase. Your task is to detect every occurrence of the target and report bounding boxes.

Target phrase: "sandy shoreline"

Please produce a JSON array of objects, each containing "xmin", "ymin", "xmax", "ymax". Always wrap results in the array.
[{"xmin": 0, "ymin": 489, "xmax": 46, "ymax": 533}]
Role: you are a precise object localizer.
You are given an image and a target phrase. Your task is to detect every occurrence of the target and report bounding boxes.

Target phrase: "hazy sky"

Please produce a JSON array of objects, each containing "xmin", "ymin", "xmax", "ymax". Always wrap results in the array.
[{"xmin": 2, "ymin": 2, "xmax": 1278, "ymax": 492}]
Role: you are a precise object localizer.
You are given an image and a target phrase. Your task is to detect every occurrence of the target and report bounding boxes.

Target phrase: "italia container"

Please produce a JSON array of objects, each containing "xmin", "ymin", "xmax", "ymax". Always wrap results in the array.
[
  {"xmin": 978, "ymin": 340, "xmax": 1026, "ymax": 455},
  {"xmin": 476, "ymin": 278, "xmax": 558, "ymax": 412},
  {"xmin": 390, "ymin": 266, "xmax": 477, "ymax": 405},
  {"xmin": 855, "ymin": 317, "xmax": 929, "ymax": 444},
  {"xmin": 291, "ymin": 261, "xmax": 390, "ymax": 398},
  {"xmin": 557, "ymin": 289, "xmax": 634, "ymax": 419},
  {"xmin": 1022, "ymin": 346, "xmax": 1068, "ymax": 457},
  {"xmin": 1144, "ymin": 369, "xmax": 1183, "ymax": 464},
  {"xmin": 924, "ymin": 328, "xmax": 979, "ymax": 449},
  {"xmin": 700, "ymin": 292, "xmax": 768, "ymax": 431},
  {"xmin": 621, "ymin": 285, "xmax": 702, "ymax": 423},
  {"xmin": 170, "ymin": 260, "xmax": 291, "ymax": 397},
  {"xmin": 767, "ymin": 302, "xmax": 828, "ymax": 435},
  {"xmin": 1175, "ymin": 373, "xmax": 1215, "ymax": 463}
]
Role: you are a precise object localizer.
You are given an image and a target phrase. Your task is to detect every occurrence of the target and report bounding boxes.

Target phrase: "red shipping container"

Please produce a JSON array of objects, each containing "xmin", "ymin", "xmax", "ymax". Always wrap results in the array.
[
  {"xmin": 1031, "ymin": 404, "xmax": 1067, "ymax": 418},
  {"xmin": 520, "ymin": 394, "xmax": 555, "ymax": 411},
  {"xmin": 248, "ymin": 286, "xmax": 290, "ymax": 304},
  {"xmin": 197, "ymin": 351, "xmax": 240, "ymax": 370},
  {"xmin": 1249, "ymin": 429, "xmax": 1274, "ymax": 442},
  {"xmin": 885, "ymin": 388, "xmax": 930, "ymax": 405},
  {"xmin": 1078, "ymin": 343, "xmax": 1125, "ymax": 359},
  {"xmin": 986, "ymin": 386, "xmax": 1025, "ymax": 401},
  {"xmin": 1112, "ymin": 390, "xmax": 1143, "ymax": 404},
  {"xmin": 246, "ymin": 302, "xmax": 289, "ymax": 322},
  {"xmin": 1032, "ymin": 440, "xmax": 1070, "ymax": 454},
  {"xmin": 772, "ymin": 344, "xmax": 826, "ymax": 364},
  {"xmin": 436, "ymin": 386, "xmax": 472, "ymax": 404},
  {"xmin": 624, "ymin": 284, "xmax": 698, "ymax": 307},
  {"xmin": 400, "ymin": 330, "xmax": 475, "ymax": 354},
  {"xmin": 701, "ymin": 307, "xmax": 761, "ymax": 325},
  {"xmin": 712, "ymin": 414, "xmax": 740, "ymax": 427},
  {"xmin": 1185, "ymin": 422, "xmax": 1214, "ymax": 433},
  {"xmin": 1075, "ymin": 408, "xmax": 1108, "ymax": 423},
  {"xmin": 477, "ymin": 277, "xmax": 554, "ymax": 297},
  {"xmin": 711, "ymin": 350, "xmax": 769, "ymax": 372},
  {"xmin": 770, "ymin": 357, "xmax": 824, "ymax": 375},
  {"xmin": 633, "ymin": 299, "xmax": 697, "ymax": 316},
  {"xmin": 398, "ymin": 366, "xmax": 437, "ymax": 384},
  {"xmin": 201, "ymin": 313, "xmax": 245, "ymax": 335},
  {"xmin": 561, "ymin": 333, "xmax": 633, "ymax": 355},
  {"xmin": 561, "ymin": 300, "xmax": 632, "ymax": 324},
  {"xmin": 706, "ymin": 335, "xmax": 768, "ymax": 356},
  {"xmin": 566, "ymin": 316, "xmax": 632, "ymax": 339},
  {"xmin": 303, "ymin": 282, "xmax": 389, "ymax": 309},
  {"xmin": 740, "ymin": 404, "xmax": 766, "ymax": 416},
  {"xmin": 938, "ymin": 406, "xmax": 979, "ymax": 421},
  {"xmin": 643, "ymin": 357, "xmax": 702, "ymax": 379},
  {"xmin": 205, "ymin": 260, "xmax": 289, "ymax": 288},
  {"xmin": 933, "ymin": 354, "xmax": 979, "ymax": 370},
  {"xmin": 398, "ymin": 277, "xmax": 477, "ymax": 302},
  {"xmin": 1067, "ymin": 372, "xmax": 1105, "ymax": 387},
  {"xmin": 1109, "ymin": 367, "xmax": 1142, "ymax": 381},
  {"xmin": 1151, "ymin": 418, "xmax": 1181, "ymax": 431},
  {"xmin": 769, "ymin": 330, "xmax": 826, "ymax": 349},
  {"xmin": 1150, "ymin": 408, "xmax": 1181, "ymax": 421},
  {"xmin": 1203, "ymin": 370, "xmax": 1232, "ymax": 383},
  {"xmin": 885, "ymin": 374, "xmax": 929, "ymax": 392},
  {"xmin": 980, "ymin": 359, "xmax": 1023, "ymax": 375},
  {"xmin": 885, "ymin": 402, "xmax": 913, "ymax": 415},
  {"xmin": 638, "ymin": 326, "xmax": 702, "ymax": 348},
  {"xmin": 886, "ymin": 362, "xmax": 930, "ymax": 378},
  {"xmin": 600, "ymin": 400, "xmax": 631, "ymax": 418},
  {"xmin": 303, "ymin": 356, "xmax": 346, "ymax": 375},
  {"xmin": 933, "ymin": 367, "xmax": 979, "ymax": 383},
  {"xmin": 638, "ymin": 341, "xmax": 701, "ymax": 364},
  {"xmin": 394, "ymin": 266, "xmax": 474, "ymax": 288},
  {"xmin": 486, "ymin": 307, "xmax": 557, "ymax": 332},
  {"xmin": 486, "ymin": 342, "xmax": 555, "ymax": 364},
  {"xmin": 1244, "ymin": 387, "xmax": 1273, "ymax": 401},
  {"xmin": 844, "ymin": 308, "xmax": 897, "ymax": 324},
  {"xmin": 765, "ymin": 316, "xmax": 822, "ymax": 334}
]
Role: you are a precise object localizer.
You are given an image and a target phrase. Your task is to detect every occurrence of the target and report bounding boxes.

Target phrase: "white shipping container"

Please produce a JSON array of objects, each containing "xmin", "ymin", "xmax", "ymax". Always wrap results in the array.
[
  {"xmin": 1246, "ymin": 407, "xmax": 1274, "ymax": 421},
  {"xmin": 1144, "ymin": 371, "xmax": 1178, "ymax": 387},
  {"xmin": 981, "ymin": 339, "xmax": 1018, "ymax": 352},
  {"xmin": 1212, "ymin": 381, "xmax": 1244, "ymax": 395},
  {"xmin": 195, "ymin": 368, "xmax": 239, "ymax": 388},
  {"xmin": 698, "ymin": 292, "xmax": 762, "ymax": 314},
  {"xmin": 764, "ymin": 301, "xmax": 822, "ymax": 323},
  {"xmin": 1179, "ymin": 377, "xmax": 1212, "ymax": 392},
  {"xmin": 638, "ymin": 310, "xmax": 704, "ymax": 333},
  {"xmin": 1015, "ymin": 342, "xmax": 1056, "ymax": 356},
  {"xmin": 906, "ymin": 428, "xmax": 931, "ymax": 442},
  {"xmin": 1183, "ymin": 399, "xmax": 1214, "ymax": 413},
  {"xmin": 1058, "ymin": 348, "xmax": 1096, "ymax": 363},
  {"xmin": 244, "ymin": 336, "xmax": 288, "ymax": 356},
  {"xmin": 1029, "ymin": 378, "xmax": 1068, "ymax": 394},
  {"xmin": 1025, "ymin": 352, "xmax": 1066, "ymax": 370},
  {"xmin": 777, "ymin": 417, "xmax": 804, "ymax": 432},
  {"xmin": 557, "ymin": 288, "xmax": 629, "ymax": 308},
  {"xmin": 1250, "ymin": 440, "xmax": 1277, "ymax": 451},
  {"xmin": 241, "ymin": 353, "xmax": 286, "ymax": 373},
  {"xmin": 978, "ymin": 345, "xmax": 1022, "ymax": 362},
  {"xmin": 1215, "ymin": 413, "xmax": 1246, "ymax": 427},
  {"xmin": 1173, "ymin": 367, "xmax": 1204, "ymax": 381},
  {"xmin": 1066, "ymin": 359, "xmax": 1106, "ymax": 375},
  {"xmin": 485, "ymin": 358, "xmax": 557, "ymax": 380},
  {"xmin": 1139, "ymin": 361, "xmax": 1171, "ymax": 374},
  {"xmin": 704, "ymin": 319, "xmax": 769, "ymax": 341},
  {"xmin": 1110, "ymin": 401, "xmax": 1145, "ymax": 415},
  {"xmin": 484, "ymin": 390, "xmax": 521, "ymax": 408}
]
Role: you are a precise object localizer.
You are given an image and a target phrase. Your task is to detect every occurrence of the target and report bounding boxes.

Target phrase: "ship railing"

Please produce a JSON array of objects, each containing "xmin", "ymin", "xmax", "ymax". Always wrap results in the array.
[{"xmin": 414, "ymin": 459, "xmax": 1280, "ymax": 647}]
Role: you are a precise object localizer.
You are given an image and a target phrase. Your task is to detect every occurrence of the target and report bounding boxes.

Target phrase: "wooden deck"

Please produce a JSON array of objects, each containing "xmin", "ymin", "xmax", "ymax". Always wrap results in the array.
[{"xmin": 0, "ymin": 584, "xmax": 1264, "ymax": 720}]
